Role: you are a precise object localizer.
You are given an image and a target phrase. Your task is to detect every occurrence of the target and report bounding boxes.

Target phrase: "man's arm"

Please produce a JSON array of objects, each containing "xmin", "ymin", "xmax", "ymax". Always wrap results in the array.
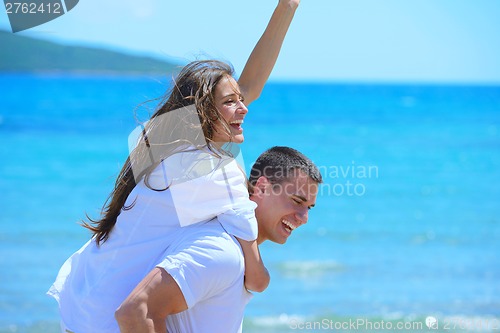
[
  {"xmin": 238, "ymin": 0, "xmax": 300, "ymax": 105},
  {"xmin": 115, "ymin": 268, "xmax": 187, "ymax": 333}
]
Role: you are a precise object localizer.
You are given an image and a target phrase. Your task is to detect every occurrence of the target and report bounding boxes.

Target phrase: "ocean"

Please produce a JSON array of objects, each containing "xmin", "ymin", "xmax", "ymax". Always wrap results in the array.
[{"xmin": 1, "ymin": 74, "xmax": 499, "ymax": 332}]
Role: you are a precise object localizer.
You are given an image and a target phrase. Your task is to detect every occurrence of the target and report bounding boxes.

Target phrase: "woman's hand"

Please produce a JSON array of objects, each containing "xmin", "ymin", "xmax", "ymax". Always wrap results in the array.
[
  {"xmin": 238, "ymin": 0, "xmax": 300, "ymax": 105},
  {"xmin": 279, "ymin": 0, "xmax": 300, "ymax": 10}
]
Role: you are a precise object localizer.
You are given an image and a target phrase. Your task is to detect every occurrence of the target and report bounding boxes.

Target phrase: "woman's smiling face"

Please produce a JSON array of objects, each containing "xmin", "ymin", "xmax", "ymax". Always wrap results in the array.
[{"xmin": 212, "ymin": 75, "xmax": 248, "ymax": 144}]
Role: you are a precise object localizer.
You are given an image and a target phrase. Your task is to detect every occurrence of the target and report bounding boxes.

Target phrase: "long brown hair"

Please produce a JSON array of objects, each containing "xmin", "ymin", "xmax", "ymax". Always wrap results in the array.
[{"xmin": 82, "ymin": 60, "xmax": 235, "ymax": 246}]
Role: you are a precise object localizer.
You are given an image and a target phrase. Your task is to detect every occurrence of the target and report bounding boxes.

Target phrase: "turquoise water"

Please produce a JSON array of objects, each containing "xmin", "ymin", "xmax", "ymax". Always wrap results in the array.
[{"xmin": 1, "ymin": 74, "xmax": 499, "ymax": 332}]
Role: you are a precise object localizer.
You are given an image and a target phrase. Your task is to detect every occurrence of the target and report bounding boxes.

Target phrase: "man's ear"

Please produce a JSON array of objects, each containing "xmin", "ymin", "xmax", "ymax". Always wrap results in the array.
[{"xmin": 251, "ymin": 176, "xmax": 270, "ymax": 199}]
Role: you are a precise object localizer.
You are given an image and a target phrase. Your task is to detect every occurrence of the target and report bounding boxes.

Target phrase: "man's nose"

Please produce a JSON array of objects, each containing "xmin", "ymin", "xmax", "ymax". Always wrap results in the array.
[{"xmin": 295, "ymin": 207, "xmax": 308, "ymax": 225}]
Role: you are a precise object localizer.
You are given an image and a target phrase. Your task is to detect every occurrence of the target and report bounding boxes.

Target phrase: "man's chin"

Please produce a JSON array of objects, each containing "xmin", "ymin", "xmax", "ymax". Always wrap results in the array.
[{"xmin": 274, "ymin": 235, "xmax": 288, "ymax": 245}]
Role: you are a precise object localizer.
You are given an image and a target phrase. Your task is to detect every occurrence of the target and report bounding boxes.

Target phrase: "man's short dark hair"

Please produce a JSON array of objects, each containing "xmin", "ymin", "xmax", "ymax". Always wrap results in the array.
[{"xmin": 249, "ymin": 146, "xmax": 323, "ymax": 187}]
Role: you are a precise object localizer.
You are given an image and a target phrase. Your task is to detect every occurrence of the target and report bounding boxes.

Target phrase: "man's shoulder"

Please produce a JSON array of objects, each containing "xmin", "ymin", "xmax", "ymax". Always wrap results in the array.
[
  {"xmin": 157, "ymin": 221, "xmax": 245, "ymax": 304},
  {"xmin": 169, "ymin": 220, "xmax": 244, "ymax": 267}
]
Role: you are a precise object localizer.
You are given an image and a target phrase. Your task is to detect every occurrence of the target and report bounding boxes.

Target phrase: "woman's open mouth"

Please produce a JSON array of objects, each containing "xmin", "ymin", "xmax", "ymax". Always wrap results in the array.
[{"xmin": 230, "ymin": 119, "xmax": 243, "ymax": 131}]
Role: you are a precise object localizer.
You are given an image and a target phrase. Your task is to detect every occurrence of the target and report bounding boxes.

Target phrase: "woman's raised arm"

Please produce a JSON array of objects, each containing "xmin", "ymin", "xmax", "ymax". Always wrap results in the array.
[{"xmin": 238, "ymin": 0, "xmax": 300, "ymax": 106}]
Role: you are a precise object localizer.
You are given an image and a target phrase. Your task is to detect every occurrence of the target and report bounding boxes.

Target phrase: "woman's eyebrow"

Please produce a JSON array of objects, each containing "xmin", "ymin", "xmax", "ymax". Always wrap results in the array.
[{"xmin": 221, "ymin": 92, "xmax": 239, "ymax": 99}]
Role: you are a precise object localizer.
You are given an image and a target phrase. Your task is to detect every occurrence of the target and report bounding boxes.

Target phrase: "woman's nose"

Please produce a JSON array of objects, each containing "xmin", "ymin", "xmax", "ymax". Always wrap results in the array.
[{"xmin": 237, "ymin": 100, "xmax": 248, "ymax": 114}]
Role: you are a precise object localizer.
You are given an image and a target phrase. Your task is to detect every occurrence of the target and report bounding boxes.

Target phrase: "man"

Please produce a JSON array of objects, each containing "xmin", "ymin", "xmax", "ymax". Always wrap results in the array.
[{"xmin": 116, "ymin": 146, "xmax": 322, "ymax": 333}]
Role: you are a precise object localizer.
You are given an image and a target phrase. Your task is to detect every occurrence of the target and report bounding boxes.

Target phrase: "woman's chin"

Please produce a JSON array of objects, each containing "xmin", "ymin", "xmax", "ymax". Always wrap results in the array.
[
  {"xmin": 213, "ymin": 134, "xmax": 244, "ymax": 145},
  {"xmin": 232, "ymin": 134, "xmax": 244, "ymax": 144}
]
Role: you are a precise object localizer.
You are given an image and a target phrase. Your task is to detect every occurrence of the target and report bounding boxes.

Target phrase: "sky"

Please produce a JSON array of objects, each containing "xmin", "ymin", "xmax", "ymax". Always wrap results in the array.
[{"xmin": 1, "ymin": 0, "xmax": 500, "ymax": 84}]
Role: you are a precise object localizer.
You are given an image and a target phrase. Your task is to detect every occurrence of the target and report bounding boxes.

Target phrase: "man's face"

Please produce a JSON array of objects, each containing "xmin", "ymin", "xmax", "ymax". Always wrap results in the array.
[{"xmin": 253, "ymin": 170, "xmax": 319, "ymax": 244}]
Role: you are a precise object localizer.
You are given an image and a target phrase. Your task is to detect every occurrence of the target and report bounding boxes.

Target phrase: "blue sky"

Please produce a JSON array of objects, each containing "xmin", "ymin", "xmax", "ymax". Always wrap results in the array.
[{"xmin": 2, "ymin": 0, "xmax": 500, "ymax": 83}]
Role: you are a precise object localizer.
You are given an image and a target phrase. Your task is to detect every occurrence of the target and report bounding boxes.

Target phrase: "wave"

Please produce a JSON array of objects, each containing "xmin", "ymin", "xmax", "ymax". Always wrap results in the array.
[
  {"xmin": 274, "ymin": 260, "xmax": 347, "ymax": 278},
  {"xmin": 0, "ymin": 321, "xmax": 60, "ymax": 333},
  {"xmin": 2, "ymin": 314, "xmax": 498, "ymax": 333}
]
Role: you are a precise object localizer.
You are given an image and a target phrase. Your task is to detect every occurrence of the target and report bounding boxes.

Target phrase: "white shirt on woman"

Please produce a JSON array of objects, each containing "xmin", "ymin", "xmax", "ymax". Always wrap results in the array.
[{"xmin": 48, "ymin": 148, "xmax": 256, "ymax": 333}]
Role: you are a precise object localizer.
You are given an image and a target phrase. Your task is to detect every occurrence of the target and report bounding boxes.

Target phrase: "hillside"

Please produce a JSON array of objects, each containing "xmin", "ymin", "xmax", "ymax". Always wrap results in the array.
[{"xmin": 0, "ymin": 30, "xmax": 179, "ymax": 74}]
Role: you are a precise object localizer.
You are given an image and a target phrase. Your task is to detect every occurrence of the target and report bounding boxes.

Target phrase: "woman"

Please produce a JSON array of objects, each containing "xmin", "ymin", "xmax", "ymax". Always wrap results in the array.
[
  {"xmin": 48, "ymin": 1, "xmax": 300, "ymax": 332},
  {"xmin": 86, "ymin": 59, "xmax": 269, "ymax": 291}
]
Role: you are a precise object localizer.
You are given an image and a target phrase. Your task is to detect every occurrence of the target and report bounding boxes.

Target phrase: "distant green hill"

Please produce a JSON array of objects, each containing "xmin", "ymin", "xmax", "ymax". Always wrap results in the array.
[{"xmin": 0, "ymin": 30, "xmax": 180, "ymax": 74}]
